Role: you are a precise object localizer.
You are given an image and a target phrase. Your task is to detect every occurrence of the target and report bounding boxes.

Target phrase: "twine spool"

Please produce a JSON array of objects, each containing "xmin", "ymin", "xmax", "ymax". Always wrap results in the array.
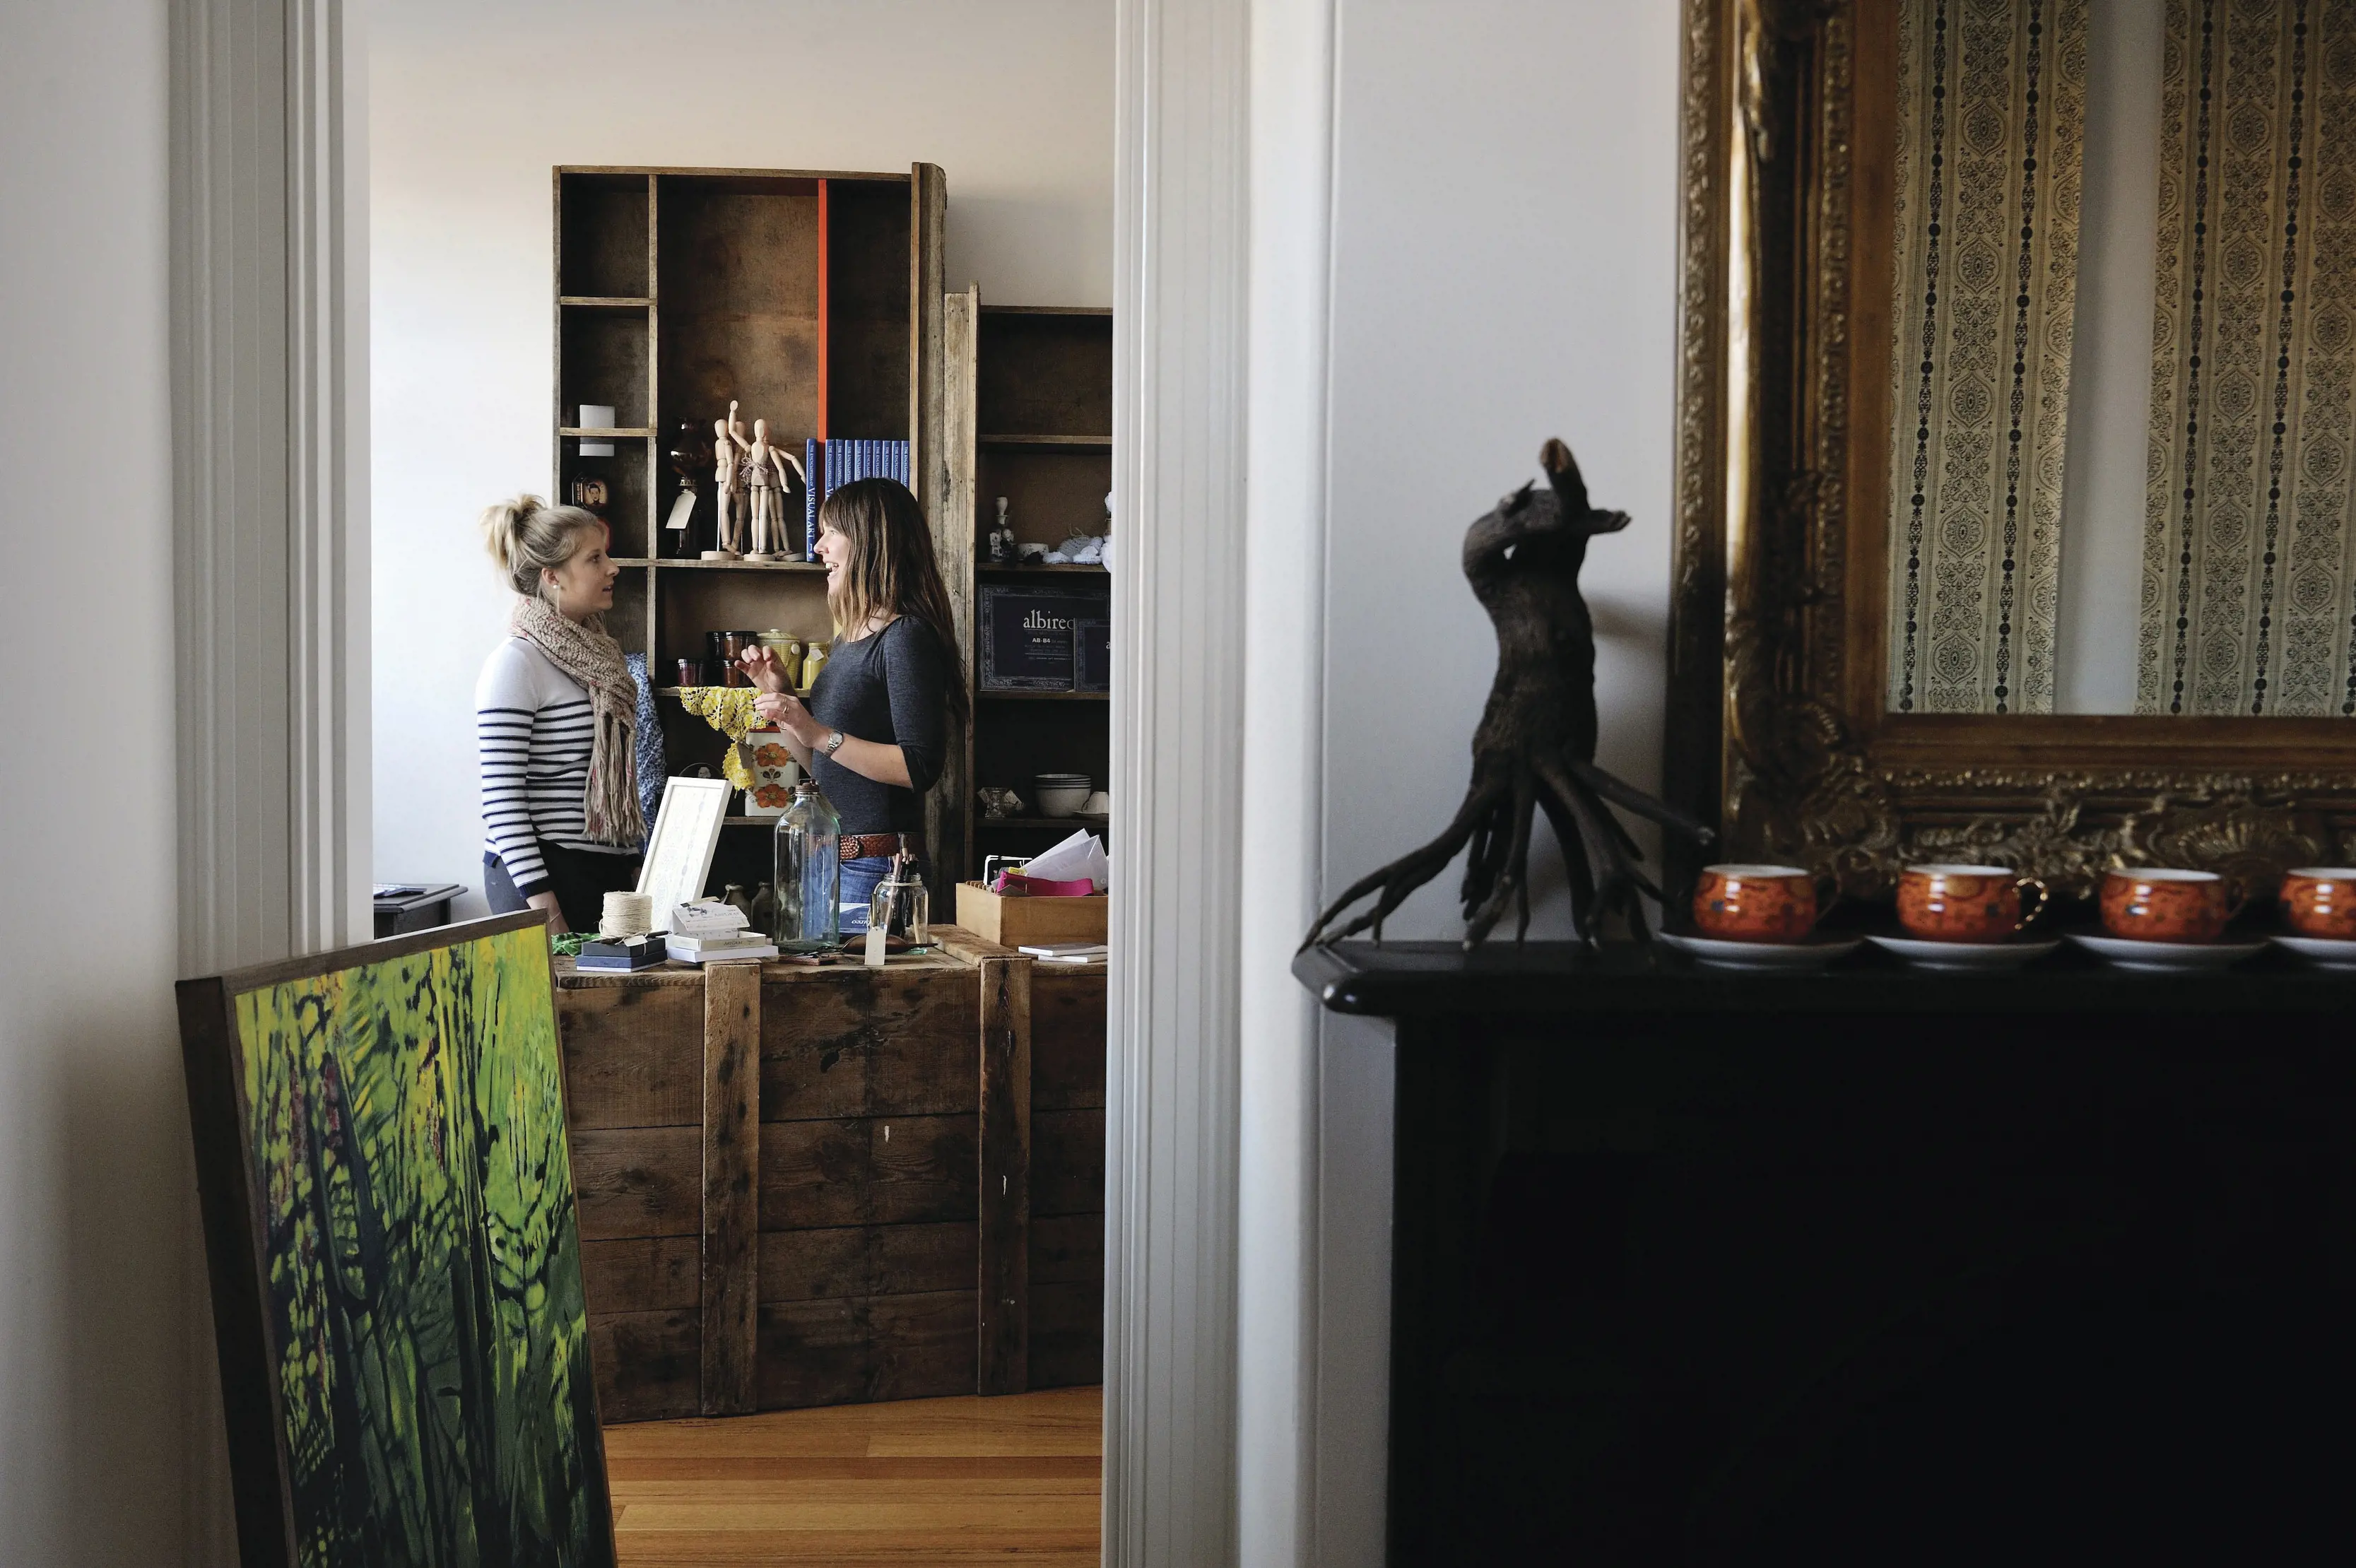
[{"xmin": 599, "ymin": 890, "xmax": 654, "ymax": 939}]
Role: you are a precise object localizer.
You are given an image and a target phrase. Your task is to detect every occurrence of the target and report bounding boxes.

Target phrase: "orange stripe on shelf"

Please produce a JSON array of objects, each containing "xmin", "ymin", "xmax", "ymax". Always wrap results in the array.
[{"xmin": 816, "ymin": 178, "xmax": 830, "ymax": 443}]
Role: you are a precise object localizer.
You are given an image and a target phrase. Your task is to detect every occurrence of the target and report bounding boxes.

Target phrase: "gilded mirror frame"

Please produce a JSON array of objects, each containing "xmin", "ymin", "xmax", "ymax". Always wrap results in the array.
[{"xmin": 1668, "ymin": 0, "xmax": 2356, "ymax": 898}]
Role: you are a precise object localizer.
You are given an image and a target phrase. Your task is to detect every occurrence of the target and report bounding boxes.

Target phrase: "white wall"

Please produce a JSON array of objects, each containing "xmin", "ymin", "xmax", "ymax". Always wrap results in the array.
[
  {"xmin": 370, "ymin": 0, "xmax": 1116, "ymax": 907},
  {"xmin": 1323, "ymin": 0, "xmax": 1680, "ymax": 941},
  {"xmin": 0, "ymin": 1, "xmax": 192, "ymax": 1561},
  {"xmin": 1237, "ymin": 4, "xmax": 1681, "ymax": 1562}
]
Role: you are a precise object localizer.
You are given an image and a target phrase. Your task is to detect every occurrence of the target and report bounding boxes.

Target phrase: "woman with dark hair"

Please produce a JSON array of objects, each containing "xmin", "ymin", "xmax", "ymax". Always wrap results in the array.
[{"xmin": 740, "ymin": 477, "xmax": 967, "ymax": 931}]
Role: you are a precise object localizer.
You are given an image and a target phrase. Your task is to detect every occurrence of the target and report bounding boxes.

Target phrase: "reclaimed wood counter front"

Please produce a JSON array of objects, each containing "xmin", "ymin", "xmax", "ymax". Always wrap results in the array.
[{"xmin": 555, "ymin": 927, "xmax": 1105, "ymax": 1422}]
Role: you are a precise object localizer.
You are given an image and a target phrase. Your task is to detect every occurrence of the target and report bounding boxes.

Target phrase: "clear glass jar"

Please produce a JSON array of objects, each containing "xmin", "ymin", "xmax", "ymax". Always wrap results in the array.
[
  {"xmin": 773, "ymin": 781, "xmax": 842, "ymax": 950},
  {"xmin": 868, "ymin": 849, "xmax": 929, "ymax": 943}
]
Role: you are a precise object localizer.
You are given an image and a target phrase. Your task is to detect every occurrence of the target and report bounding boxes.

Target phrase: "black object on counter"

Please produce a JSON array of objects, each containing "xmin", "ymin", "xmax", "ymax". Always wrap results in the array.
[{"xmin": 372, "ymin": 882, "xmax": 465, "ymax": 939}]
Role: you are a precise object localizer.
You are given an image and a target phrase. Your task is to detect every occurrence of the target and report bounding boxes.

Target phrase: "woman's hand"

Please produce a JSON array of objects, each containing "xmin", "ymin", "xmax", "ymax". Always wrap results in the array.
[
  {"xmin": 755, "ymin": 690, "xmax": 822, "ymax": 745},
  {"xmin": 738, "ymin": 646, "xmax": 790, "ymax": 693},
  {"xmin": 529, "ymin": 889, "xmax": 569, "ymax": 936}
]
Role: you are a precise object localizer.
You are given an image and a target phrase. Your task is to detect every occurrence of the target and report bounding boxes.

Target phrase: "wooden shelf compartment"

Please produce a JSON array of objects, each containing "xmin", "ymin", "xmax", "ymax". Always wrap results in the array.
[
  {"xmin": 653, "ymin": 570, "xmax": 832, "ymax": 676},
  {"xmin": 559, "ymin": 309, "xmax": 650, "ymax": 428},
  {"xmin": 976, "ymin": 308, "xmax": 1113, "ymax": 439},
  {"xmin": 558, "ymin": 172, "xmax": 651, "ymax": 298},
  {"xmin": 656, "ymin": 173, "xmax": 825, "ymax": 449},
  {"xmin": 613, "ymin": 556, "xmax": 826, "ymax": 572},
  {"xmin": 979, "ymin": 434, "xmax": 1114, "ymax": 452},
  {"xmin": 976, "ymin": 444, "xmax": 1113, "ymax": 553},
  {"xmin": 654, "ymin": 687, "xmax": 815, "ymax": 699},
  {"xmin": 562, "ymin": 436, "xmax": 656, "ymax": 558}
]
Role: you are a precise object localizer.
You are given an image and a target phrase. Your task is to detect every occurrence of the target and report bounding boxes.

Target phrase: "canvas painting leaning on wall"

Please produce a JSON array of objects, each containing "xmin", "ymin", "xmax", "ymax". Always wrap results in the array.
[{"xmin": 178, "ymin": 912, "xmax": 615, "ymax": 1568}]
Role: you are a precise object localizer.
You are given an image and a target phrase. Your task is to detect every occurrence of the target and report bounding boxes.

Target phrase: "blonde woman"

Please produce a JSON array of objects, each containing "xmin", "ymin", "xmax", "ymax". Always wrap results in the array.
[
  {"xmin": 738, "ymin": 478, "xmax": 966, "ymax": 931},
  {"xmin": 476, "ymin": 495, "xmax": 645, "ymax": 933}
]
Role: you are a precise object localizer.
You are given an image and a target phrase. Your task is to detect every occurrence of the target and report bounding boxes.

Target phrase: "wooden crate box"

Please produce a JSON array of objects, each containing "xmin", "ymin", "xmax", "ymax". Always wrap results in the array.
[
  {"xmin": 553, "ymin": 928, "xmax": 1106, "ymax": 1421},
  {"xmin": 1028, "ymin": 968, "xmax": 1107, "ymax": 1389},
  {"xmin": 760, "ymin": 962, "xmax": 982, "ymax": 1408}
]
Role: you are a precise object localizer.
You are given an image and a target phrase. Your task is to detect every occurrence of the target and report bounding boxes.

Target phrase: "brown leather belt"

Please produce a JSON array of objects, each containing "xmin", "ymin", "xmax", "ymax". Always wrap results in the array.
[{"xmin": 840, "ymin": 832, "xmax": 922, "ymax": 862}]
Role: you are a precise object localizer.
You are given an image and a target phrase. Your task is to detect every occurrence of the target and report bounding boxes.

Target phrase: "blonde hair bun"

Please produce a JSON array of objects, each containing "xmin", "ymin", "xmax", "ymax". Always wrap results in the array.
[{"xmin": 480, "ymin": 493, "xmax": 601, "ymax": 599}]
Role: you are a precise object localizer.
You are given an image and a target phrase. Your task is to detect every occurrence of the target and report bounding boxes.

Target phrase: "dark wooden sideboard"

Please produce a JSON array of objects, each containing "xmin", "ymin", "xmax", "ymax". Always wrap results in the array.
[{"xmin": 1297, "ymin": 941, "xmax": 2356, "ymax": 1564}]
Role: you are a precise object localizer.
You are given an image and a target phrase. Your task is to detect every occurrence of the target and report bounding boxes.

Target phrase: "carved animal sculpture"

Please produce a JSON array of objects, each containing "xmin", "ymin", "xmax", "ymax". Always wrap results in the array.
[{"xmin": 1303, "ymin": 439, "xmax": 1714, "ymax": 950}]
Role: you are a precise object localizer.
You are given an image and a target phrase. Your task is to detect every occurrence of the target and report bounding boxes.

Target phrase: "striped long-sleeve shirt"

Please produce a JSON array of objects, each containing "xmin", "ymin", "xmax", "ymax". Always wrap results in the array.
[{"xmin": 475, "ymin": 637, "xmax": 630, "ymax": 897}]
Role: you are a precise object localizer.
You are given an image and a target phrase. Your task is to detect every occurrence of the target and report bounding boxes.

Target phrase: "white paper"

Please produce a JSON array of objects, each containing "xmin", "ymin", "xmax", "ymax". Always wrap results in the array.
[
  {"xmin": 1023, "ymin": 829, "xmax": 1107, "ymax": 891},
  {"xmin": 864, "ymin": 922, "xmax": 888, "ymax": 967},
  {"xmin": 577, "ymin": 405, "xmax": 617, "ymax": 457}
]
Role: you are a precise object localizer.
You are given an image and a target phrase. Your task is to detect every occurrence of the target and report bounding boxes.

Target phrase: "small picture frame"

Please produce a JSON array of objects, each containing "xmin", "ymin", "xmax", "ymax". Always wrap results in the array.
[{"xmin": 635, "ymin": 774, "xmax": 734, "ymax": 917}]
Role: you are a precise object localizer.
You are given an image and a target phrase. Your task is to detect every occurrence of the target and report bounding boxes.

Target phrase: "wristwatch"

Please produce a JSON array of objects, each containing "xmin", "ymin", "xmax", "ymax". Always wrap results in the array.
[{"xmin": 817, "ymin": 729, "xmax": 846, "ymax": 760}]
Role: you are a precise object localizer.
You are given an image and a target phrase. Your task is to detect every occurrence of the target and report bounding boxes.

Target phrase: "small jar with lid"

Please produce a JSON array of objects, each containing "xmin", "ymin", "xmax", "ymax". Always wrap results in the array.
[{"xmin": 867, "ymin": 846, "xmax": 930, "ymax": 943}]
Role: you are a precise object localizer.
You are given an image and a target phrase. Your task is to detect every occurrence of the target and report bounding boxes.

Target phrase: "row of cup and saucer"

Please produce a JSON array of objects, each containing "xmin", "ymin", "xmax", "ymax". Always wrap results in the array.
[{"xmin": 1658, "ymin": 863, "xmax": 2356, "ymax": 973}]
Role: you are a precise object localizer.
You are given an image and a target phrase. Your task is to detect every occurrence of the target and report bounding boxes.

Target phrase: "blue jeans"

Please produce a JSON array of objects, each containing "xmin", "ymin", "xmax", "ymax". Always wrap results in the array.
[{"xmin": 839, "ymin": 855, "xmax": 929, "ymax": 936}]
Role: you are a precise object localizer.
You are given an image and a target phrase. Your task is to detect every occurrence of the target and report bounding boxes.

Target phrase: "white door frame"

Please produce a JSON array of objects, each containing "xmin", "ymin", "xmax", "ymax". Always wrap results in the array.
[
  {"xmin": 173, "ymin": 1, "xmax": 1366, "ymax": 1562},
  {"xmin": 1109, "ymin": 1, "xmax": 1378, "ymax": 1564},
  {"xmin": 1105, "ymin": 0, "xmax": 1251, "ymax": 1560},
  {"xmin": 170, "ymin": 1, "xmax": 370, "ymax": 1556}
]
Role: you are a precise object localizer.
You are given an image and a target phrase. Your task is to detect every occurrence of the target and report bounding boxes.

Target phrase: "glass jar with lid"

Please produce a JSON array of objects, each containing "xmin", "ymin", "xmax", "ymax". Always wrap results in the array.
[{"xmin": 866, "ymin": 846, "xmax": 930, "ymax": 944}]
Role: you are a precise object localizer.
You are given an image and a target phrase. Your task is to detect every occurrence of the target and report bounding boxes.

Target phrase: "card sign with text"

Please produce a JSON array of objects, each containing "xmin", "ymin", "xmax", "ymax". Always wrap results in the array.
[{"xmin": 980, "ymin": 584, "xmax": 1110, "ymax": 691}]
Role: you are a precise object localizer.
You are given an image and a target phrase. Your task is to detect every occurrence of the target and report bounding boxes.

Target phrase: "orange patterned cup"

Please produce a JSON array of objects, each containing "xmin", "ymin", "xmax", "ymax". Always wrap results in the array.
[
  {"xmin": 1692, "ymin": 864, "xmax": 1818, "ymax": 942},
  {"xmin": 2100, "ymin": 868, "xmax": 2245, "ymax": 943},
  {"xmin": 1896, "ymin": 863, "xmax": 2049, "ymax": 943},
  {"xmin": 2280, "ymin": 867, "xmax": 2356, "ymax": 940}
]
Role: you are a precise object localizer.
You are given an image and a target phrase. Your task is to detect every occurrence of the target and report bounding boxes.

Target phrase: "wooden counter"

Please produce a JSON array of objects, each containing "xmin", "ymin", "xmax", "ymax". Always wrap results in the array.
[{"xmin": 555, "ymin": 927, "xmax": 1105, "ymax": 1422}]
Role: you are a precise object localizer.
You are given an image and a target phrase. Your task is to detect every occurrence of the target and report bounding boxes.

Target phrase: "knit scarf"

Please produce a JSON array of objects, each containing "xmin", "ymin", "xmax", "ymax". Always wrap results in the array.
[{"xmin": 510, "ymin": 595, "xmax": 647, "ymax": 847}]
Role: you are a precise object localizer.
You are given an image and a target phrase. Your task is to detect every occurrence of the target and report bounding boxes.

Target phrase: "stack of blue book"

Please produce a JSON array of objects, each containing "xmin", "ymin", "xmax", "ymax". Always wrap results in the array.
[{"xmin": 803, "ymin": 438, "xmax": 912, "ymax": 556}]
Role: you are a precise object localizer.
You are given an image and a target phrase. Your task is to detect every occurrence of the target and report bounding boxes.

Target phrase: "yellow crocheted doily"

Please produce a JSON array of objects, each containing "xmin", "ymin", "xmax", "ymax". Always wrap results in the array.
[{"xmin": 677, "ymin": 686, "xmax": 770, "ymax": 789}]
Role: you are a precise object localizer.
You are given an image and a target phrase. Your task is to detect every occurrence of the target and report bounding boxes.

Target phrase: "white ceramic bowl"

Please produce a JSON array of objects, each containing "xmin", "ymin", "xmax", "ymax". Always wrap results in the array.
[
  {"xmin": 1081, "ymin": 791, "xmax": 1112, "ymax": 815},
  {"xmin": 1037, "ymin": 786, "xmax": 1093, "ymax": 818}
]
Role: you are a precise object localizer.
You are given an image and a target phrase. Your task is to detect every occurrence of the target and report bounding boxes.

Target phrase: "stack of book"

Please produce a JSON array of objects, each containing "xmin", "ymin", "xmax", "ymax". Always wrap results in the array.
[
  {"xmin": 575, "ymin": 933, "xmax": 668, "ymax": 972},
  {"xmin": 664, "ymin": 898, "xmax": 779, "ymax": 965},
  {"xmin": 804, "ymin": 438, "xmax": 912, "ymax": 557},
  {"xmin": 1019, "ymin": 942, "xmax": 1109, "ymax": 965}
]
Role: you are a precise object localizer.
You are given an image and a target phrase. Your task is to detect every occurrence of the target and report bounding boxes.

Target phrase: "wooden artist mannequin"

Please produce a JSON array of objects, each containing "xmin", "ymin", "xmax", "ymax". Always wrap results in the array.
[
  {"xmin": 734, "ymin": 415, "xmax": 801, "ymax": 560},
  {"xmin": 705, "ymin": 403, "xmax": 746, "ymax": 558}
]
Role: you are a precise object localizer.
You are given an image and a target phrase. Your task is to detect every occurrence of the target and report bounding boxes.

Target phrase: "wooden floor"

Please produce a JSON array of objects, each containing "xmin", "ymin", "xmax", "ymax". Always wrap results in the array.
[{"xmin": 602, "ymin": 1385, "xmax": 1103, "ymax": 1565}]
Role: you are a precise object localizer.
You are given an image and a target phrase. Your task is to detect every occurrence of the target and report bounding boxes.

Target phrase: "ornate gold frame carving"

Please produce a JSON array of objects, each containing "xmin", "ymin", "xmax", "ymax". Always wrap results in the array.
[{"xmin": 1670, "ymin": 0, "xmax": 2356, "ymax": 897}]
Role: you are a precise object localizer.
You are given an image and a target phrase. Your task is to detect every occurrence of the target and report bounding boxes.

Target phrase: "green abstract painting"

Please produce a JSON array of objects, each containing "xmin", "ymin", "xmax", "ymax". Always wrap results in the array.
[{"xmin": 221, "ymin": 921, "xmax": 613, "ymax": 1568}]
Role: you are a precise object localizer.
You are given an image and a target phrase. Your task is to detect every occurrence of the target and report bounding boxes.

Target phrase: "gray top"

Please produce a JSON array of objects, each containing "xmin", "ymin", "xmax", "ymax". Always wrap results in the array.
[{"xmin": 806, "ymin": 615, "xmax": 955, "ymax": 839}]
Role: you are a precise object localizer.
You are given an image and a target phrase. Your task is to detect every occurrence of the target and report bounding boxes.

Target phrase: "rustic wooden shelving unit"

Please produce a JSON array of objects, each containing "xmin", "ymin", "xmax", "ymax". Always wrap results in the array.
[
  {"xmin": 555, "ymin": 164, "xmax": 950, "ymax": 887},
  {"xmin": 941, "ymin": 300, "xmax": 1114, "ymax": 878}
]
